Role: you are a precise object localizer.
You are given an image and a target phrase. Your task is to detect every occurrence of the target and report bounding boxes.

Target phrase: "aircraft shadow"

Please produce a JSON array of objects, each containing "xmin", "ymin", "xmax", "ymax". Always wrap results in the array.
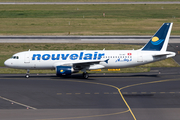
[{"xmin": 0, "ymin": 73, "xmax": 159, "ymax": 80}]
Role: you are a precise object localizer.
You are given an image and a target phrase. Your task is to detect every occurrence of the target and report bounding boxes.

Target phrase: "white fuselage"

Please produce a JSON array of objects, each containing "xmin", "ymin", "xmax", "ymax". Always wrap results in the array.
[{"xmin": 4, "ymin": 50, "xmax": 175, "ymax": 70}]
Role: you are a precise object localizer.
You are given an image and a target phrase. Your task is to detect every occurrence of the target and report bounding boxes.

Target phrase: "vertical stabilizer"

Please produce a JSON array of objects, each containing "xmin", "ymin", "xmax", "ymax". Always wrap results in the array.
[{"xmin": 141, "ymin": 23, "xmax": 173, "ymax": 51}]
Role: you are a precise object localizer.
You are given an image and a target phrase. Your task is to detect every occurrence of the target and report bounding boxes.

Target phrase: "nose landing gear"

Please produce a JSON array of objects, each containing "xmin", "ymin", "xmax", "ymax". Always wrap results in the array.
[{"xmin": 25, "ymin": 69, "xmax": 30, "ymax": 78}]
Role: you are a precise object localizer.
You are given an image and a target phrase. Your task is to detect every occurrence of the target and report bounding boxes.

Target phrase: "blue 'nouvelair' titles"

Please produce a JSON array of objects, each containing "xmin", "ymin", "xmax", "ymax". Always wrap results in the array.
[{"xmin": 32, "ymin": 52, "xmax": 105, "ymax": 61}]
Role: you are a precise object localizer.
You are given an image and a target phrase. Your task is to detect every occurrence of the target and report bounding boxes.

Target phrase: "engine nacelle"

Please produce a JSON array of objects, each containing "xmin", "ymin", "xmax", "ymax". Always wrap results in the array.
[{"xmin": 56, "ymin": 66, "xmax": 73, "ymax": 76}]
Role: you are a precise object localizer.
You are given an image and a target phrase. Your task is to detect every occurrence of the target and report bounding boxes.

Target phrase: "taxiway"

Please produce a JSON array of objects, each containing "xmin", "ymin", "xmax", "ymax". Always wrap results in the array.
[{"xmin": 0, "ymin": 70, "xmax": 180, "ymax": 120}]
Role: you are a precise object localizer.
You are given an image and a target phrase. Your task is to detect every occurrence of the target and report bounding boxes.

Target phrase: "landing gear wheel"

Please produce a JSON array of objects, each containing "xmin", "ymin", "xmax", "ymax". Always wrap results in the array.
[
  {"xmin": 25, "ymin": 74, "xmax": 29, "ymax": 78},
  {"xmin": 83, "ymin": 72, "xmax": 89, "ymax": 79}
]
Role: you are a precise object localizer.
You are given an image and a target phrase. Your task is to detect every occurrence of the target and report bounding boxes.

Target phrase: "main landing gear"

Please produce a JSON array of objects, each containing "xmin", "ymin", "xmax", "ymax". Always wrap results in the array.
[
  {"xmin": 25, "ymin": 69, "xmax": 30, "ymax": 78},
  {"xmin": 83, "ymin": 72, "xmax": 89, "ymax": 79}
]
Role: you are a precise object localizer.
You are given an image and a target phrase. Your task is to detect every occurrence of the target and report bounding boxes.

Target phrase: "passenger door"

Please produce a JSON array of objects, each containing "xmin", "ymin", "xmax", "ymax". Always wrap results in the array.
[{"xmin": 24, "ymin": 53, "xmax": 30, "ymax": 63}]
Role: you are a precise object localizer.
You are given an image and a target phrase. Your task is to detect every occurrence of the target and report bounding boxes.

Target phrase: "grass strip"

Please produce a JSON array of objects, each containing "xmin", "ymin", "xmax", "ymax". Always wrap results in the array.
[
  {"xmin": 0, "ymin": 0, "xmax": 179, "ymax": 2},
  {"xmin": 0, "ymin": 4, "xmax": 180, "ymax": 35}
]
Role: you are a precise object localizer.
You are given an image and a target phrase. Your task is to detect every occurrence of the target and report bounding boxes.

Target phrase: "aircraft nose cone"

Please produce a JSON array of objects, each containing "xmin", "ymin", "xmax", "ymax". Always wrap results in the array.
[{"xmin": 4, "ymin": 59, "xmax": 11, "ymax": 67}]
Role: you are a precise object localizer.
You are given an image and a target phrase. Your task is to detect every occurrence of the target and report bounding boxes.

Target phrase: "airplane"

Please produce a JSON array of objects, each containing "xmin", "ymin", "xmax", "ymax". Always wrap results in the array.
[{"xmin": 4, "ymin": 23, "xmax": 176, "ymax": 79}]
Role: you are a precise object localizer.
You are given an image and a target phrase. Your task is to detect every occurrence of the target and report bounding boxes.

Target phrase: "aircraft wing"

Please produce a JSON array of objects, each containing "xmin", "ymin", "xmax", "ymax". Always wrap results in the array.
[{"xmin": 54, "ymin": 59, "xmax": 109, "ymax": 70}]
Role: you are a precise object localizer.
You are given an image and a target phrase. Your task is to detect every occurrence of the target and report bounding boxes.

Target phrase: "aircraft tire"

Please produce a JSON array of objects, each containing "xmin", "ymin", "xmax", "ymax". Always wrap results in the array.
[
  {"xmin": 25, "ymin": 74, "xmax": 29, "ymax": 78},
  {"xmin": 83, "ymin": 72, "xmax": 88, "ymax": 79}
]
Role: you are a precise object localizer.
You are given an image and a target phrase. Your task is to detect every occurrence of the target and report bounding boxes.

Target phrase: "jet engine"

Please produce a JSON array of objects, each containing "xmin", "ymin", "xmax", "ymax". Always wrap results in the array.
[{"xmin": 56, "ymin": 66, "xmax": 74, "ymax": 76}]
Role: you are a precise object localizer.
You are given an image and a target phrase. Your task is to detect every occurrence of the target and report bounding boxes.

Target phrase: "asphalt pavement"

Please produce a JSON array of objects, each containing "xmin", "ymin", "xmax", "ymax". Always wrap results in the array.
[
  {"xmin": 0, "ymin": 36, "xmax": 179, "ymax": 43},
  {"xmin": 0, "ymin": 72, "xmax": 180, "ymax": 120}
]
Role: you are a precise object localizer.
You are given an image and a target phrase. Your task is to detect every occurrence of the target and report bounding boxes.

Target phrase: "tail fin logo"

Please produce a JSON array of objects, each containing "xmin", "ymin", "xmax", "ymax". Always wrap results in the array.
[
  {"xmin": 152, "ymin": 36, "xmax": 159, "ymax": 42},
  {"xmin": 151, "ymin": 36, "xmax": 164, "ymax": 45}
]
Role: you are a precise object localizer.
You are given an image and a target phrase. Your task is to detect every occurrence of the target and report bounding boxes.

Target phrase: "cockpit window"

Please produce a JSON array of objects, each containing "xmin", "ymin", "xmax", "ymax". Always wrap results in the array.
[{"xmin": 11, "ymin": 56, "xmax": 19, "ymax": 59}]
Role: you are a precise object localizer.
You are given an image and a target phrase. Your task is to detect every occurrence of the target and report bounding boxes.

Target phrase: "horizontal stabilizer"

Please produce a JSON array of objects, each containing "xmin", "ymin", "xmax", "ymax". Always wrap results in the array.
[
  {"xmin": 152, "ymin": 52, "xmax": 176, "ymax": 58},
  {"xmin": 152, "ymin": 53, "xmax": 172, "ymax": 57}
]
